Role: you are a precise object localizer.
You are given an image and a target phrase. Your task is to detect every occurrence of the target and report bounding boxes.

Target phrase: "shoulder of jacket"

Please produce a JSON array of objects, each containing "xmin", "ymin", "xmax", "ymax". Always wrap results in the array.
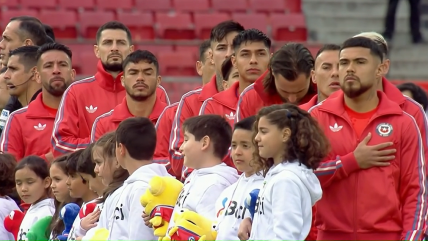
[{"xmin": 239, "ymin": 84, "xmax": 255, "ymax": 98}]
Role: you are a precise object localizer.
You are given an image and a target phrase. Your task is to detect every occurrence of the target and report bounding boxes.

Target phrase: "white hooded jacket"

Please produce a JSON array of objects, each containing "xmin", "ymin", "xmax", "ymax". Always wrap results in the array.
[
  {"xmin": 167, "ymin": 163, "xmax": 239, "ymax": 234},
  {"xmin": 215, "ymin": 173, "xmax": 264, "ymax": 241},
  {"xmin": 250, "ymin": 162, "xmax": 322, "ymax": 241},
  {"xmin": 107, "ymin": 163, "xmax": 171, "ymax": 241},
  {"xmin": 17, "ymin": 198, "xmax": 55, "ymax": 241}
]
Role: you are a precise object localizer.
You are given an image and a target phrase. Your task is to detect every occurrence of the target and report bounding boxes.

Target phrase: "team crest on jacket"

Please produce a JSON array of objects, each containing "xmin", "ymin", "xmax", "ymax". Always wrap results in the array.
[{"xmin": 376, "ymin": 123, "xmax": 393, "ymax": 137}]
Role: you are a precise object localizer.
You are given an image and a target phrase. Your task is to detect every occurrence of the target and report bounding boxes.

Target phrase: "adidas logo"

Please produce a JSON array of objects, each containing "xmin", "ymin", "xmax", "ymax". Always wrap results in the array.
[
  {"xmin": 34, "ymin": 123, "xmax": 46, "ymax": 131},
  {"xmin": 225, "ymin": 112, "xmax": 235, "ymax": 120},
  {"xmin": 86, "ymin": 105, "xmax": 98, "ymax": 114},
  {"xmin": 329, "ymin": 123, "xmax": 343, "ymax": 132}
]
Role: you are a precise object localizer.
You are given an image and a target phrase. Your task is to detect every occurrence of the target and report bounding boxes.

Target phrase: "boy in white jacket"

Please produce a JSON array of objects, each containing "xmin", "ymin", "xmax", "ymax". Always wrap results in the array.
[
  {"xmin": 215, "ymin": 116, "xmax": 264, "ymax": 241},
  {"xmin": 166, "ymin": 115, "xmax": 239, "ymax": 237},
  {"xmin": 111, "ymin": 117, "xmax": 171, "ymax": 241}
]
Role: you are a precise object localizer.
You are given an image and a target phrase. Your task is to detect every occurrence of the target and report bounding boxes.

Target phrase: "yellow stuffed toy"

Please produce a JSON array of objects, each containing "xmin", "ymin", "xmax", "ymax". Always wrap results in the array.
[
  {"xmin": 89, "ymin": 228, "xmax": 109, "ymax": 241},
  {"xmin": 140, "ymin": 176, "xmax": 183, "ymax": 238},
  {"xmin": 165, "ymin": 209, "xmax": 217, "ymax": 241}
]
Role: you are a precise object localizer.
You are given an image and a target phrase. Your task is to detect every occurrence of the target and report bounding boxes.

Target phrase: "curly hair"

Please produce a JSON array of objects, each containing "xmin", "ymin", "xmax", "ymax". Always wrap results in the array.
[
  {"xmin": 252, "ymin": 104, "xmax": 330, "ymax": 175},
  {"xmin": 0, "ymin": 153, "xmax": 17, "ymax": 196}
]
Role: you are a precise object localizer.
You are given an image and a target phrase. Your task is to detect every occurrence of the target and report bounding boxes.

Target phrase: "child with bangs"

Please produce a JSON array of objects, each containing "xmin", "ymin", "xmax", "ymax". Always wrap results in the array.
[{"xmin": 0, "ymin": 154, "xmax": 19, "ymax": 240}]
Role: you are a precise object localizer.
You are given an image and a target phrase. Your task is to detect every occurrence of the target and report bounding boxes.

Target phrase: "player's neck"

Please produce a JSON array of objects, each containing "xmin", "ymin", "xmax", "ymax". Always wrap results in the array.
[
  {"xmin": 238, "ymin": 79, "xmax": 252, "ymax": 95},
  {"xmin": 42, "ymin": 89, "xmax": 62, "ymax": 109},
  {"xmin": 126, "ymin": 93, "xmax": 156, "ymax": 117},
  {"xmin": 17, "ymin": 84, "xmax": 39, "ymax": 107},
  {"xmin": 344, "ymin": 90, "xmax": 379, "ymax": 113}
]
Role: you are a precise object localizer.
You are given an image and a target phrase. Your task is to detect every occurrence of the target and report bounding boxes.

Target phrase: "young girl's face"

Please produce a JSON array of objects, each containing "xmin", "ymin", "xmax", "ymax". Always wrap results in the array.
[
  {"xmin": 231, "ymin": 129, "xmax": 256, "ymax": 176},
  {"xmin": 66, "ymin": 173, "xmax": 88, "ymax": 198},
  {"xmin": 254, "ymin": 116, "xmax": 287, "ymax": 160},
  {"xmin": 50, "ymin": 163, "xmax": 69, "ymax": 202},
  {"xmin": 15, "ymin": 166, "xmax": 50, "ymax": 204},
  {"xmin": 92, "ymin": 146, "xmax": 117, "ymax": 186}
]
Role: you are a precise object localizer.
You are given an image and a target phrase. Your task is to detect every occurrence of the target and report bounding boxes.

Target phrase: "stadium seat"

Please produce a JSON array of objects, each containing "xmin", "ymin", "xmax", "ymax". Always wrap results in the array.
[
  {"xmin": 158, "ymin": 51, "xmax": 196, "ymax": 76},
  {"xmin": 0, "ymin": 0, "xmax": 19, "ymax": 9},
  {"xmin": 212, "ymin": 0, "xmax": 247, "ymax": 13},
  {"xmin": 173, "ymin": 0, "xmax": 210, "ymax": 13},
  {"xmin": 79, "ymin": 51, "xmax": 99, "ymax": 76},
  {"xmin": 176, "ymin": 45, "xmax": 199, "ymax": 62},
  {"xmin": 135, "ymin": 0, "xmax": 172, "ymax": 12},
  {"xmin": 1, "ymin": 9, "xmax": 38, "ymax": 29},
  {"xmin": 135, "ymin": 45, "xmax": 174, "ymax": 56},
  {"xmin": 59, "ymin": 0, "xmax": 95, "ymax": 10},
  {"xmin": 79, "ymin": 11, "xmax": 115, "ymax": 39},
  {"xmin": 117, "ymin": 12, "xmax": 155, "ymax": 40},
  {"xmin": 95, "ymin": 0, "xmax": 133, "ymax": 11},
  {"xmin": 270, "ymin": 13, "xmax": 307, "ymax": 41},
  {"xmin": 39, "ymin": 10, "xmax": 78, "ymax": 39},
  {"xmin": 285, "ymin": 0, "xmax": 302, "ymax": 13},
  {"xmin": 232, "ymin": 13, "xmax": 269, "ymax": 34},
  {"xmin": 156, "ymin": 13, "xmax": 195, "ymax": 40},
  {"xmin": 249, "ymin": 0, "xmax": 285, "ymax": 13},
  {"xmin": 67, "ymin": 44, "xmax": 94, "ymax": 75},
  {"xmin": 193, "ymin": 13, "xmax": 230, "ymax": 39},
  {"xmin": 21, "ymin": 0, "xmax": 56, "ymax": 9}
]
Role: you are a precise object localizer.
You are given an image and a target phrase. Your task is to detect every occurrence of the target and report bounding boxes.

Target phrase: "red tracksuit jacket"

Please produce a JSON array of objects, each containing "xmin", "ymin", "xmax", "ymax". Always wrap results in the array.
[
  {"xmin": 169, "ymin": 75, "xmax": 219, "ymax": 178},
  {"xmin": 90, "ymin": 96, "xmax": 167, "ymax": 142},
  {"xmin": 51, "ymin": 61, "xmax": 169, "ymax": 156},
  {"xmin": 299, "ymin": 95, "xmax": 319, "ymax": 111},
  {"xmin": 235, "ymin": 70, "xmax": 317, "ymax": 123},
  {"xmin": 0, "ymin": 93, "xmax": 55, "ymax": 161},
  {"xmin": 310, "ymin": 91, "xmax": 427, "ymax": 241},
  {"xmin": 199, "ymin": 81, "xmax": 241, "ymax": 126}
]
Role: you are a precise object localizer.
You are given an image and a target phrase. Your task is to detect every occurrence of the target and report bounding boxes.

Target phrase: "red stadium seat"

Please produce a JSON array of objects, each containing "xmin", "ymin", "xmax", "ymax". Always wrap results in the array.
[
  {"xmin": 79, "ymin": 11, "xmax": 115, "ymax": 39},
  {"xmin": 270, "ymin": 13, "xmax": 307, "ymax": 42},
  {"xmin": 135, "ymin": 0, "xmax": 172, "ymax": 12},
  {"xmin": 79, "ymin": 51, "xmax": 99, "ymax": 76},
  {"xmin": 95, "ymin": 0, "xmax": 133, "ymax": 11},
  {"xmin": 135, "ymin": 45, "xmax": 174, "ymax": 56},
  {"xmin": 193, "ymin": 13, "xmax": 230, "ymax": 39},
  {"xmin": 156, "ymin": 13, "xmax": 195, "ymax": 40},
  {"xmin": 39, "ymin": 10, "xmax": 78, "ymax": 39},
  {"xmin": 1, "ymin": 9, "xmax": 38, "ymax": 29},
  {"xmin": 285, "ymin": 0, "xmax": 302, "ymax": 13},
  {"xmin": 117, "ymin": 12, "xmax": 154, "ymax": 40},
  {"xmin": 0, "ymin": 0, "xmax": 19, "ymax": 9},
  {"xmin": 176, "ymin": 45, "xmax": 199, "ymax": 62},
  {"xmin": 173, "ymin": 0, "xmax": 210, "ymax": 13},
  {"xmin": 21, "ymin": 0, "xmax": 56, "ymax": 9},
  {"xmin": 158, "ymin": 51, "xmax": 196, "ymax": 76},
  {"xmin": 212, "ymin": 0, "xmax": 247, "ymax": 13},
  {"xmin": 59, "ymin": 0, "xmax": 95, "ymax": 10},
  {"xmin": 67, "ymin": 44, "xmax": 94, "ymax": 75},
  {"xmin": 249, "ymin": 0, "xmax": 285, "ymax": 13},
  {"xmin": 232, "ymin": 13, "xmax": 268, "ymax": 34}
]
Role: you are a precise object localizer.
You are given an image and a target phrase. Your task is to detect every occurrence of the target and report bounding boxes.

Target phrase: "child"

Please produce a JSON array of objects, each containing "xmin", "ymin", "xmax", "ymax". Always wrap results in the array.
[
  {"xmin": 65, "ymin": 149, "xmax": 98, "ymax": 240},
  {"xmin": 15, "ymin": 156, "xmax": 55, "ymax": 241},
  {"xmin": 111, "ymin": 117, "xmax": 170, "ymax": 240},
  {"xmin": 242, "ymin": 104, "xmax": 327, "ymax": 240},
  {"xmin": 77, "ymin": 143, "xmax": 106, "ymax": 197},
  {"xmin": 0, "ymin": 154, "xmax": 19, "ymax": 240},
  {"xmin": 166, "ymin": 115, "xmax": 239, "ymax": 234},
  {"xmin": 48, "ymin": 155, "xmax": 83, "ymax": 240},
  {"xmin": 215, "ymin": 116, "xmax": 264, "ymax": 240}
]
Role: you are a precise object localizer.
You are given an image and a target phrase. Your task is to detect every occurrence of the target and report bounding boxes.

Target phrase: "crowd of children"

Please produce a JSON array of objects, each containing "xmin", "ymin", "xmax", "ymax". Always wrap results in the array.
[{"xmin": 0, "ymin": 102, "xmax": 328, "ymax": 241}]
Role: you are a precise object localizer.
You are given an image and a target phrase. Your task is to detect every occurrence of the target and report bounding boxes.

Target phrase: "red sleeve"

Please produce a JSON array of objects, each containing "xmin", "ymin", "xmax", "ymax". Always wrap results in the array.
[
  {"xmin": 310, "ymin": 109, "xmax": 361, "ymax": 188},
  {"xmin": 0, "ymin": 112, "xmax": 24, "ymax": 161},
  {"xmin": 399, "ymin": 114, "xmax": 427, "ymax": 241},
  {"xmin": 235, "ymin": 88, "xmax": 254, "ymax": 123},
  {"xmin": 157, "ymin": 85, "xmax": 170, "ymax": 105},
  {"xmin": 406, "ymin": 99, "xmax": 428, "ymax": 171},
  {"xmin": 90, "ymin": 114, "xmax": 108, "ymax": 143},
  {"xmin": 154, "ymin": 105, "xmax": 174, "ymax": 166},
  {"xmin": 51, "ymin": 87, "xmax": 90, "ymax": 156},
  {"xmin": 198, "ymin": 98, "xmax": 214, "ymax": 115},
  {"xmin": 305, "ymin": 206, "xmax": 317, "ymax": 241}
]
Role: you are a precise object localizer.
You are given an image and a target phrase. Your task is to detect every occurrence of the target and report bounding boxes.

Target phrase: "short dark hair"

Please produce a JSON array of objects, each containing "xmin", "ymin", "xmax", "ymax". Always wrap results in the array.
[
  {"xmin": 234, "ymin": 116, "xmax": 256, "ymax": 132},
  {"xmin": 15, "ymin": 21, "xmax": 48, "ymax": 46},
  {"xmin": 77, "ymin": 144, "xmax": 96, "ymax": 177},
  {"xmin": 43, "ymin": 24, "xmax": 55, "ymax": 41},
  {"xmin": 96, "ymin": 21, "xmax": 132, "ymax": 45},
  {"xmin": 0, "ymin": 66, "xmax": 7, "ymax": 74},
  {"xmin": 0, "ymin": 154, "xmax": 17, "ymax": 196},
  {"xmin": 232, "ymin": 28, "xmax": 271, "ymax": 51},
  {"xmin": 340, "ymin": 37, "xmax": 383, "ymax": 62},
  {"xmin": 397, "ymin": 82, "xmax": 428, "ymax": 111},
  {"xmin": 122, "ymin": 50, "xmax": 159, "ymax": 75},
  {"xmin": 221, "ymin": 56, "xmax": 234, "ymax": 81},
  {"xmin": 315, "ymin": 44, "xmax": 341, "ymax": 59},
  {"xmin": 65, "ymin": 149, "xmax": 85, "ymax": 180},
  {"xmin": 36, "ymin": 43, "xmax": 72, "ymax": 62},
  {"xmin": 263, "ymin": 43, "xmax": 314, "ymax": 95},
  {"xmin": 199, "ymin": 40, "xmax": 211, "ymax": 63},
  {"xmin": 115, "ymin": 117, "xmax": 157, "ymax": 160},
  {"xmin": 182, "ymin": 115, "xmax": 232, "ymax": 159},
  {"xmin": 10, "ymin": 16, "xmax": 42, "ymax": 24},
  {"xmin": 210, "ymin": 20, "xmax": 245, "ymax": 44},
  {"xmin": 9, "ymin": 46, "xmax": 39, "ymax": 72}
]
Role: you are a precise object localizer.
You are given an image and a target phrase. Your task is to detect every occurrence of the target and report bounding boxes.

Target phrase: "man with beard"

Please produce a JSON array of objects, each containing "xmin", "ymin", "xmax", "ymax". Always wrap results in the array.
[
  {"xmin": 91, "ymin": 50, "xmax": 167, "ymax": 142},
  {"xmin": 51, "ymin": 21, "xmax": 169, "ymax": 157},
  {"xmin": 0, "ymin": 43, "xmax": 74, "ymax": 161},
  {"xmin": 309, "ymin": 37, "xmax": 426, "ymax": 240}
]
